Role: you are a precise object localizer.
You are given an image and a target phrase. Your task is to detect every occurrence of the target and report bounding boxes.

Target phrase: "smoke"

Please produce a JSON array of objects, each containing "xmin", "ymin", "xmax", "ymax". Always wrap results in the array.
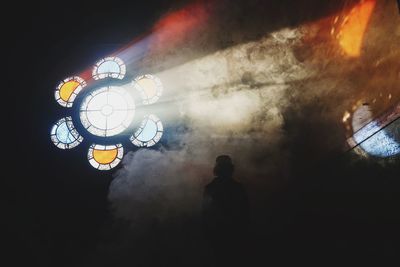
[
  {"xmin": 109, "ymin": 27, "xmax": 306, "ymax": 225},
  {"xmin": 109, "ymin": 149, "xmax": 207, "ymax": 226},
  {"xmin": 89, "ymin": 1, "xmax": 400, "ymax": 266},
  {"xmin": 108, "ymin": 0, "xmax": 400, "ymax": 226}
]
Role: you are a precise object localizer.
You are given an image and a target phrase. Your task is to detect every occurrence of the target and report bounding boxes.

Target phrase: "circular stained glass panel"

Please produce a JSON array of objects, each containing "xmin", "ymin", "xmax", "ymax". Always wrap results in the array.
[
  {"xmin": 130, "ymin": 114, "xmax": 163, "ymax": 147},
  {"xmin": 80, "ymin": 86, "xmax": 135, "ymax": 137},
  {"xmin": 50, "ymin": 117, "xmax": 83, "ymax": 149},
  {"xmin": 92, "ymin": 57, "xmax": 126, "ymax": 80}
]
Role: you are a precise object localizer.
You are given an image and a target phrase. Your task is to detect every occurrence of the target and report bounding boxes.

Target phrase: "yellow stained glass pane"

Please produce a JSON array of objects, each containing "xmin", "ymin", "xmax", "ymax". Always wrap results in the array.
[
  {"xmin": 137, "ymin": 78, "xmax": 157, "ymax": 98},
  {"xmin": 60, "ymin": 80, "xmax": 80, "ymax": 101},
  {"xmin": 93, "ymin": 148, "xmax": 118, "ymax": 164}
]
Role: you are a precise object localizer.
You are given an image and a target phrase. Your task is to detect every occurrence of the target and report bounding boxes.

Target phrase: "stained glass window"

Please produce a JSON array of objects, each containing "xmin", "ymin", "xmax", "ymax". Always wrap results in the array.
[
  {"xmin": 133, "ymin": 74, "xmax": 163, "ymax": 105},
  {"xmin": 52, "ymin": 53, "xmax": 165, "ymax": 170},
  {"xmin": 79, "ymin": 86, "xmax": 135, "ymax": 137},
  {"xmin": 347, "ymin": 104, "xmax": 400, "ymax": 158},
  {"xmin": 87, "ymin": 144, "xmax": 123, "ymax": 170},
  {"xmin": 92, "ymin": 57, "xmax": 126, "ymax": 80},
  {"xmin": 50, "ymin": 117, "xmax": 83, "ymax": 149},
  {"xmin": 353, "ymin": 119, "xmax": 400, "ymax": 158},
  {"xmin": 55, "ymin": 76, "xmax": 86, "ymax": 107},
  {"xmin": 130, "ymin": 114, "xmax": 163, "ymax": 147}
]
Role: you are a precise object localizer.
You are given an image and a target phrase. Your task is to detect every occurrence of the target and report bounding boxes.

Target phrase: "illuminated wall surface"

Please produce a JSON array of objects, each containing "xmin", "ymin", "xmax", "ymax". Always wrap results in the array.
[
  {"xmin": 51, "ymin": 57, "xmax": 164, "ymax": 170},
  {"xmin": 50, "ymin": 0, "xmax": 399, "ymax": 169}
]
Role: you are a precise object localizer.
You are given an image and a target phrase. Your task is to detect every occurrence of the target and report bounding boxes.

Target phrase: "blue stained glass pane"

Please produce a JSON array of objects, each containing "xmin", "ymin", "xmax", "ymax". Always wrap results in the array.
[
  {"xmin": 98, "ymin": 61, "xmax": 120, "ymax": 74},
  {"xmin": 56, "ymin": 122, "xmax": 75, "ymax": 144},
  {"xmin": 137, "ymin": 119, "xmax": 157, "ymax": 142},
  {"xmin": 354, "ymin": 120, "xmax": 400, "ymax": 158}
]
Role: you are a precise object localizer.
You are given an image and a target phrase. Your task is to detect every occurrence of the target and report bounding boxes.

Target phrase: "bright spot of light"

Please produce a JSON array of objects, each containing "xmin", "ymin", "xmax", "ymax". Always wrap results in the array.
[
  {"xmin": 348, "ymin": 104, "xmax": 400, "ymax": 158},
  {"xmin": 333, "ymin": 0, "xmax": 376, "ymax": 57},
  {"xmin": 133, "ymin": 74, "xmax": 163, "ymax": 105},
  {"xmin": 342, "ymin": 111, "xmax": 351, "ymax": 122},
  {"xmin": 80, "ymin": 86, "xmax": 135, "ymax": 137},
  {"xmin": 353, "ymin": 120, "xmax": 400, "ymax": 158}
]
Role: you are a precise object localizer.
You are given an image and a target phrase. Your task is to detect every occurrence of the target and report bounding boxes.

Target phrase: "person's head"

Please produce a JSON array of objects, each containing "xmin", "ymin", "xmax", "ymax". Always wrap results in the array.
[{"xmin": 213, "ymin": 155, "xmax": 234, "ymax": 178}]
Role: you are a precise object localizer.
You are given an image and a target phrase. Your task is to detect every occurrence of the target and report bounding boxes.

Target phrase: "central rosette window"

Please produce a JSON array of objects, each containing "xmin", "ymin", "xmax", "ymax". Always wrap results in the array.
[
  {"xmin": 80, "ymin": 86, "xmax": 136, "ymax": 137},
  {"xmin": 50, "ymin": 57, "xmax": 164, "ymax": 170}
]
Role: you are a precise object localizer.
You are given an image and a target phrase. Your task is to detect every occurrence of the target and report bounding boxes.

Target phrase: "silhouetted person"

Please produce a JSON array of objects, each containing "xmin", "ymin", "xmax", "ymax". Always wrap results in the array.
[{"xmin": 202, "ymin": 155, "xmax": 249, "ymax": 266}]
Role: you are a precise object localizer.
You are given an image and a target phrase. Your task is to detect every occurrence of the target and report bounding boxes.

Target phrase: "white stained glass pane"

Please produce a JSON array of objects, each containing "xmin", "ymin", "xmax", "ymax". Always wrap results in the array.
[
  {"xmin": 133, "ymin": 74, "xmax": 163, "ymax": 105},
  {"xmin": 89, "ymin": 158, "xmax": 100, "ymax": 169},
  {"xmin": 86, "ymin": 111, "xmax": 107, "ymax": 130},
  {"xmin": 50, "ymin": 117, "xmax": 83, "ymax": 149},
  {"xmin": 106, "ymin": 110, "xmax": 128, "ymax": 129},
  {"xmin": 98, "ymin": 61, "xmax": 120, "ymax": 74},
  {"xmin": 106, "ymin": 126, "xmax": 127, "ymax": 137},
  {"xmin": 92, "ymin": 57, "xmax": 126, "ymax": 80},
  {"xmin": 107, "ymin": 91, "xmax": 128, "ymax": 110},
  {"xmin": 131, "ymin": 115, "xmax": 163, "ymax": 147},
  {"xmin": 85, "ymin": 92, "xmax": 108, "ymax": 111},
  {"xmin": 79, "ymin": 86, "xmax": 135, "ymax": 137},
  {"xmin": 109, "ymin": 160, "xmax": 120, "ymax": 169},
  {"xmin": 87, "ymin": 126, "xmax": 107, "ymax": 137},
  {"xmin": 98, "ymin": 164, "xmax": 111, "ymax": 171},
  {"xmin": 137, "ymin": 119, "xmax": 158, "ymax": 142}
]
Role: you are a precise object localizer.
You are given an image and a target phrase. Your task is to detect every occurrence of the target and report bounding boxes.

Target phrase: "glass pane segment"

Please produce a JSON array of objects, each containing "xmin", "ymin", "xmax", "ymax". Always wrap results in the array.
[
  {"xmin": 79, "ymin": 86, "xmax": 135, "ymax": 137},
  {"xmin": 133, "ymin": 74, "xmax": 163, "ymax": 105},
  {"xmin": 55, "ymin": 76, "xmax": 86, "ymax": 107},
  {"xmin": 92, "ymin": 57, "xmax": 126, "ymax": 80},
  {"xmin": 130, "ymin": 114, "xmax": 163, "ymax": 147},
  {"xmin": 50, "ymin": 117, "xmax": 83, "ymax": 149},
  {"xmin": 87, "ymin": 144, "xmax": 123, "ymax": 170}
]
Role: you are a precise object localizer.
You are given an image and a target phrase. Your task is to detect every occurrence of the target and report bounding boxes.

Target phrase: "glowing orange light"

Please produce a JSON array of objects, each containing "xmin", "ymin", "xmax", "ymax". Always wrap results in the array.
[{"xmin": 336, "ymin": 0, "xmax": 376, "ymax": 57}]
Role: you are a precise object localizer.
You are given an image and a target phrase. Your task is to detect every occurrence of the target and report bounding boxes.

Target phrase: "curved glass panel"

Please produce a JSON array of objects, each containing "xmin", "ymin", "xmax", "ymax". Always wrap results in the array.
[
  {"xmin": 87, "ymin": 144, "xmax": 123, "ymax": 170},
  {"xmin": 347, "ymin": 104, "xmax": 400, "ymax": 158},
  {"xmin": 133, "ymin": 74, "xmax": 163, "ymax": 105},
  {"xmin": 353, "ymin": 120, "xmax": 400, "ymax": 158},
  {"xmin": 92, "ymin": 57, "xmax": 126, "ymax": 80},
  {"xmin": 130, "ymin": 114, "xmax": 163, "ymax": 147},
  {"xmin": 50, "ymin": 117, "xmax": 83, "ymax": 149},
  {"xmin": 55, "ymin": 76, "xmax": 86, "ymax": 107},
  {"xmin": 79, "ymin": 86, "xmax": 135, "ymax": 137}
]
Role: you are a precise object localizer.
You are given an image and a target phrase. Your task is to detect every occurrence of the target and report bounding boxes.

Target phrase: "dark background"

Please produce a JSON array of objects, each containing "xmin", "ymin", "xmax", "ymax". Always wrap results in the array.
[{"xmin": 5, "ymin": 0, "xmax": 400, "ymax": 266}]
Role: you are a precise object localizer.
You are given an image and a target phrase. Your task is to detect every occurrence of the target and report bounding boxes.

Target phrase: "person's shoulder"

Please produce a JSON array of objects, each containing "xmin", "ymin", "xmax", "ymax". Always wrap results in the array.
[{"xmin": 205, "ymin": 178, "xmax": 219, "ymax": 190}]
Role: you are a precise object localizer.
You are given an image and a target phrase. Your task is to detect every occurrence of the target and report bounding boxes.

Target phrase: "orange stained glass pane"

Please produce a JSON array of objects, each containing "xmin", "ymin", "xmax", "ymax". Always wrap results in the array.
[
  {"xmin": 338, "ymin": 0, "xmax": 376, "ymax": 57},
  {"xmin": 93, "ymin": 148, "xmax": 118, "ymax": 164},
  {"xmin": 137, "ymin": 78, "xmax": 158, "ymax": 98},
  {"xmin": 60, "ymin": 80, "xmax": 80, "ymax": 101}
]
